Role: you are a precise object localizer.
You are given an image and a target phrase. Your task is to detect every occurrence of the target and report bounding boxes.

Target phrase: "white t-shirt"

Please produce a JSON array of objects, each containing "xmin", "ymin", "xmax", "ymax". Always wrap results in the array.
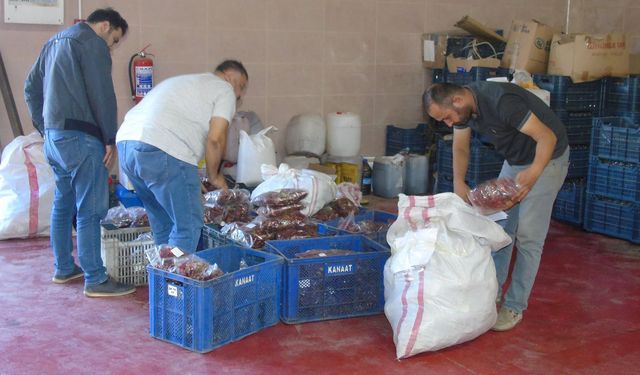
[{"xmin": 116, "ymin": 73, "xmax": 236, "ymax": 166}]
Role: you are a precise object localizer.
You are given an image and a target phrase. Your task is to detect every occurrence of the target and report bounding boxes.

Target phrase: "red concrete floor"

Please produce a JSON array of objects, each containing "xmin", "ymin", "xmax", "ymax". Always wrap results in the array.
[{"xmin": 1, "ymin": 220, "xmax": 639, "ymax": 374}]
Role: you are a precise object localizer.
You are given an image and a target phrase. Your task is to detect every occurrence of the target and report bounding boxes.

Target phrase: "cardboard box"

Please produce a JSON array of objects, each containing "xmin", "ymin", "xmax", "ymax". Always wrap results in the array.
[
  {"xmin": 454, "ymin": 15, "xmax": 507, "ymax": 44},
  {"xmin": 423, "ymin": 32, "xmax": 505, "ymax": 69},
  {"xmin": 422, "ymin": 33, "xmax": 448, "ymax": 69},
  {"xmin": 547, "ymin": 33, "xmax": 630, "ymax": 83},
  {"xmin": 501, "ymin": 20, "xmax": 556, "ymax": 74},
  {"xmin": 446, "ymin": 55, "xmax": 500, "ymax": 73}
]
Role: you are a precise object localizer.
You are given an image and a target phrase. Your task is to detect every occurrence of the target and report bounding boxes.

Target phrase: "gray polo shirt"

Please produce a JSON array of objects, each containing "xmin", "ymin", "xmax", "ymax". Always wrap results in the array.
[{"xmin": 454, "ymin": 82, "xmax": 568, "ymax": 166}]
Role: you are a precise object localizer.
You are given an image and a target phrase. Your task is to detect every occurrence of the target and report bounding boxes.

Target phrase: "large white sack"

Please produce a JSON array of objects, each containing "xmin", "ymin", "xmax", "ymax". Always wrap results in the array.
[
  {"xmin": 384, "ymin": 193, "xmax": 511, "ymax": 359},
  {"xmin": 251, "ymin": 163, "xmax": 337, "ymax": 216},
  {"xmin": 236, "ymin": 126, "xmax": 277, "ymax": 187},
  {"xmin": 285, "ymin": 113, "xmax": 326, "ymax": 157},
  {"xmin": 224, "ymin": 111, "xmax": 265, "ymax": 163},
  {"xmin": 0, "ymin": 132, "xmax": 55, "ymax": 239}
]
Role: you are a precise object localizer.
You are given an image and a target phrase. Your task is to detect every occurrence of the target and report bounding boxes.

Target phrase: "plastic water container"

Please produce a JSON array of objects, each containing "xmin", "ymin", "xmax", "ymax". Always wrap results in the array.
[
  {"xmin": 326, "ymin": 112, "xmax": 361, "ymax": 157},
  {"xmin": 404, "ymin": 154, "xmax": 429, "ymax": 195},
  {"xmin": 372, "ymin": 155, "xmax": 405, "ymax": 198}
]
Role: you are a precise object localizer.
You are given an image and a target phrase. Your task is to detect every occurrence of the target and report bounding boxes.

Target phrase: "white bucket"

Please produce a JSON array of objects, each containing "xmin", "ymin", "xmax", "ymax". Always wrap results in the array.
[{"xmin": 326, "ymin": 112, "xmax": 361, "ymax": 157}]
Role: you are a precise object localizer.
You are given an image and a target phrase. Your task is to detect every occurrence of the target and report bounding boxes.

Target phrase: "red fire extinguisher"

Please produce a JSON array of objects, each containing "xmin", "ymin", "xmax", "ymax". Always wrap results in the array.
[{"xmin": 128, "ymin": 44, "xmax": 154, "ymax": 104}]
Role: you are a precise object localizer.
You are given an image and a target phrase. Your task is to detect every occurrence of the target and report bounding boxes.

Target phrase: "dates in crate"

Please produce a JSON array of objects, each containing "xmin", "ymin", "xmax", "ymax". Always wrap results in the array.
[{"xmin": 467, "ymin": 178, "xmax": 519, "ymax": 215}]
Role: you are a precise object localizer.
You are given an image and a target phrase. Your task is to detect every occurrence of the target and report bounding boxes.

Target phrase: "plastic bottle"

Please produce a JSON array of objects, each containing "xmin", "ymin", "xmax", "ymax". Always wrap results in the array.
[{"xmin": 361, "ymin": 158, "xmax": 372, "ymax": 195}]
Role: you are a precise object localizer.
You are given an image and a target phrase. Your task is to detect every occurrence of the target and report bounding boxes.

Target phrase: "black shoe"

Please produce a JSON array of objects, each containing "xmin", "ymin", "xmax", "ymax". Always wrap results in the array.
[
  {"xmin": 52, "ymin": 265, "xmax": 84, "ymax": 284},
  {"xmin": 84, "ymin": 277, "xmax": 135, "ymax": 298}
]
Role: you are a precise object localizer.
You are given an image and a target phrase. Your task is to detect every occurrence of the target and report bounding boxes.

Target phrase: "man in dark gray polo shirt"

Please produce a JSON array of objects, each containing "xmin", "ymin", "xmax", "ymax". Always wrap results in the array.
[{"xmin": 424, "ymin": 81, "xmax": 569, "ymax": 331}]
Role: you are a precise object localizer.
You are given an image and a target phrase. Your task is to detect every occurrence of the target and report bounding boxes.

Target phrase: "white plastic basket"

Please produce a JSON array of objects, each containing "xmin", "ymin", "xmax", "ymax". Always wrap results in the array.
[{"xmin": 100, "ymin": 225, "xmax": 155, "ymax": 286}]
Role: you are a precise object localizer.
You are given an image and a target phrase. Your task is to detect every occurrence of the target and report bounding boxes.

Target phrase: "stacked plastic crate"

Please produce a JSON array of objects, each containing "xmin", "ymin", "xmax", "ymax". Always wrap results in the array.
[
  {"xmin": 603, "ymin": 76, "xmax": 640, "ymax": 120},
  {"xmin": 533, "ymin": 74, "xmax": 604, "ymax": 224},
  {"xmin": 385, "ymin": 123, "xmax": 428, "ymax": 156},
  {"xmin": 435, "ymin": 138, "xmax": 504, "ymax": 193},
  {"xmin": 584, "ymin": 117, "xmax": 639, "ymax": 243}
]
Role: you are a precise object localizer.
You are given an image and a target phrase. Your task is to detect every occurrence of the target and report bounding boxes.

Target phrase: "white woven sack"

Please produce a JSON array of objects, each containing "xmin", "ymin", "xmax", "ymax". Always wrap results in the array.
[
  {"xmin": 384, "ymin": 193, "xmax": 511, "ymax": 359},
  {"xmin": 0, "ymin": 132, "xmax": 55, "ymax": 239},
  {"xmin": 251, "ymin": 163, "xmax": 337, "ymax": 216}
]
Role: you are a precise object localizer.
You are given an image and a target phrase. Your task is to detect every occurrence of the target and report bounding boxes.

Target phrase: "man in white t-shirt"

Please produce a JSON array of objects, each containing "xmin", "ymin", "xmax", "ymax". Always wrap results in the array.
[{"xmin": 116, "ymin": 60, "xmax": 248, "ymax": 252}]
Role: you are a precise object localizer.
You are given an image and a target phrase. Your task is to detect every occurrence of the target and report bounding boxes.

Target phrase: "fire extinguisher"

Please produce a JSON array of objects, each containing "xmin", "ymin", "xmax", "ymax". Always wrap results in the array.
[{"xmin": 128, "ymin": 44, "xmax": 154, "ymax": 104}]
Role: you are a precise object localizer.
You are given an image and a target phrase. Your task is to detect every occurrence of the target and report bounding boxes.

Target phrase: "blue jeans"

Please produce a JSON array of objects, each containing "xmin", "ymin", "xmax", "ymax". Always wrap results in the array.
[
  {"xmin": 493, "ymin": 146, "xmax": 570, "ymax": 313},
  {"xmin": 117, "ymin": 141, "xmax": 203, "ymax": 252},
  {"xmin": 44, "ymin": 129, "xmax": 109, "ymax": 286}
]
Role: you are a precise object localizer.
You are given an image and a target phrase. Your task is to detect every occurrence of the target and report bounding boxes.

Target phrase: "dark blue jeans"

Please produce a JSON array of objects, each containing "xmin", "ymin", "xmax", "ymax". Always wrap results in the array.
[
  {"xmin": 117, "ymin": 141, "xmax": 203, "ymax": 252},
  {"xmin": 44, "ymin": 129, "xmax": 109, "ymax": 286}
]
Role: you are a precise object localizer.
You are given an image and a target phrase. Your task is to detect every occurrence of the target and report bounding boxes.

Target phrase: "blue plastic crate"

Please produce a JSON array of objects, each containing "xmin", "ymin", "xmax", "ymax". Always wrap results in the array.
[
  {"xmin": 553, "ymin": 110, "xmax": 593, "ymax": 145},
  {"xmin": 445, "ymin": 67, "xmax": 498, "ymax": 85},
  {"xmin": 435, "ymin": 173, "xmax": 454, "ymax": 193},
  {"xmin": 148, "ymin": 246, "xmax": 283, "ymax": 353},
  {"xmin": 386, "ymin": 123, "xmax": 428, "ymax": 156},
  {"xmin": 533, "ymin": 74, "xmax": 603, "ymax": 113},
  {"xmin": 604, "ymin": 110, "xmax": 640, "ymax": 121},
  {"xmin": 200, "ymin": 224, "xmax": 232, "ymax": 250},
  {"xmin": 590, "ymin": 117, "xmax": 640, "ymax": 163},
  {"xmin": 583, "ymin": 194, "xmax": 640, "ymax": 244},
  {"xmin": 437, "ymin": 139, "xmax": 504, "ymax": 182},
  {"xmin": 266, "ymin": 235, "xmax": 390, "ymax": 324},
  {"xmin": 201, "ymin": 221, "xmax": 325, "ymax": 250},
  {"xmin": 432, "ymin": 69, "xmax": 445, "ymax": 83},
  {"xmin": 567, "ymin": 145, "xmax": 590, "ymax": 178},
  {"xmin": 435, "ymin": 173, "xmax": 480, "ymax": 193},
  {"xmin": 321, "ymin": 210, "xmax": 397, "ymax": 248},
  {"xmin": 115, "ymin": 184, "xmax": 144, "ymax": 208},
  {"xmin": 496, "ymin": 67, "xmax": 513, "ymax": 80},
  {"xmin": 552, "ymin": 179, "xmax": 585, "ymax": 225},
  {"xmin": 604, "ymin": 76, "xmax": 640, "ymax": 114},
  {"xmin": 587, "ymin": 159, "xmax": 640, "ymax": 202}
]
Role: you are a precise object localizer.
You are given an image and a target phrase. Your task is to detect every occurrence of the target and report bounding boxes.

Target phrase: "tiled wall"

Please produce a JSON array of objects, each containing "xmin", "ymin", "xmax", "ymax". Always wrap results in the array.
[{"xmin": 1, "ymin": 0, "xmax": 639, "ymax": 159}]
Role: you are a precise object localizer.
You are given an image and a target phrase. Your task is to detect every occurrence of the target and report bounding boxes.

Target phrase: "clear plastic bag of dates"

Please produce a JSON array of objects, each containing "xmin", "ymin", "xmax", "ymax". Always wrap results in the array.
[
  {"xmin": 251, "ymin": 188, "xmax": 307, "ymax": 208},
  {"xmin": 467, "ymin": 178, "xmax": 519, "ymax": 215},
  {"xmin": 221, "ymin": 220, "xmax": 274, "ymax": 249},
  {"xmin": 128, "ymin": 207, "xmax": 149, "ymax": 227},
  {"xmin": 102, "ymin": 206, "xmax": 133, "ymax": 228},
  {"xmin": 174, "ymin": 254, "xmax": 225, "ymax": 281},
  {"xmin": 203, "ymin": 188, "xmax": 252, "ymax": 224},
  {"xmin": 144, "ymin": 244, "xmax": 187, "ymax": 271}
]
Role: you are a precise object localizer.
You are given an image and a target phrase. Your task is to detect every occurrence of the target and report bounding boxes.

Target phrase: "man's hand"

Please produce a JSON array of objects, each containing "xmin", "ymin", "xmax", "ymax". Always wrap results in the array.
[
  {"xmin": 210, "ymin": 174, "xmax": 228, "ymax": 191},
  {"xmin": 104, "ymin": 145, "xmax": 116, "ymax": 169},
  {"xmin": 514, "ymin": 167, "xmax": 541, "ymax": 202},
  {"xmin": 454, "ymin": 181, "xmax": 471, "ymax": 203}
]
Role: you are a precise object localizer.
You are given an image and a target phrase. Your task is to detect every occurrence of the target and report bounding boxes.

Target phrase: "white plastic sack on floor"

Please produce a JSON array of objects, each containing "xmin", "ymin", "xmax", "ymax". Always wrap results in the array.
[
  {"xmin": 251, "ymin": 163, "xmax": 337, "ymax": 216},
  {"xmin": 384, "ymin": 193, "xmax": 511, "ymax": 359},
  {"xmin": 0, "ymin": 132, "xmax": 55, "ymax": 239},
  {"xmin": 236, "ymin": 126, "xmax": 277, "ymax": 187}
]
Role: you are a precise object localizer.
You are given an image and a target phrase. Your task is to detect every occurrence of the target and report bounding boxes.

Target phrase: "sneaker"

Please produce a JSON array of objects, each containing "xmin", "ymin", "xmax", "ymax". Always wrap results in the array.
[
  {"xmin": 84, "ymin": 277, "xmax": 135, "ymax": 298},
  {"xmin": 492, "ymin": 306, "xmax": 523, "ymax": 331},
  {"xmin": 52, "ymin": 265, "xmax": 84, "ymax": 284}
]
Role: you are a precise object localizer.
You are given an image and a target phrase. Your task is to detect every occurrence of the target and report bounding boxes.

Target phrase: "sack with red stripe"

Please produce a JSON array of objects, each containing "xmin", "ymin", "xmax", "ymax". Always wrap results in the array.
[
  {"xmin": 383, "ymin": 193, "xmax": 511, "ymax": 358},
  {"xmin": 0, "ymin": 132, "xmax": 55, "ymax": 239}
]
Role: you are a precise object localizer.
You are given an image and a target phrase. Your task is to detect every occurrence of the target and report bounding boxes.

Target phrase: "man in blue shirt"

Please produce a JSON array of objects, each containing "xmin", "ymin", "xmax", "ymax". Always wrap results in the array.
[
  {"xmin": 25, "ymin": 8, "xmax": 135, "ymax": 297},
  {"xmin": 425, "ymin": 82, "xmax": 569, "ymax": 331}
]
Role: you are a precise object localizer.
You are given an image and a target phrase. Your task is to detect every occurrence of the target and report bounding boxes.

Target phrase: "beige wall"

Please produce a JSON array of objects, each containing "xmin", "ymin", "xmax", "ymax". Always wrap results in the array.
[{"xmin": 1, "ymin": 0, "xmax": 639, "ymax": 158}]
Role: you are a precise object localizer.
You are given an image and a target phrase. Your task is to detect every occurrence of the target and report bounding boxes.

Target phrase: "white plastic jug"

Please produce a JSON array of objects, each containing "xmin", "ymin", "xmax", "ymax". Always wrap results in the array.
[
  {"xmin": 285, "ymin": 113, "xmax": 326, "ymax": 157},
  {"xmin": 326, "ymin": 112, "xmax": 361, "ymax": 157}
]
